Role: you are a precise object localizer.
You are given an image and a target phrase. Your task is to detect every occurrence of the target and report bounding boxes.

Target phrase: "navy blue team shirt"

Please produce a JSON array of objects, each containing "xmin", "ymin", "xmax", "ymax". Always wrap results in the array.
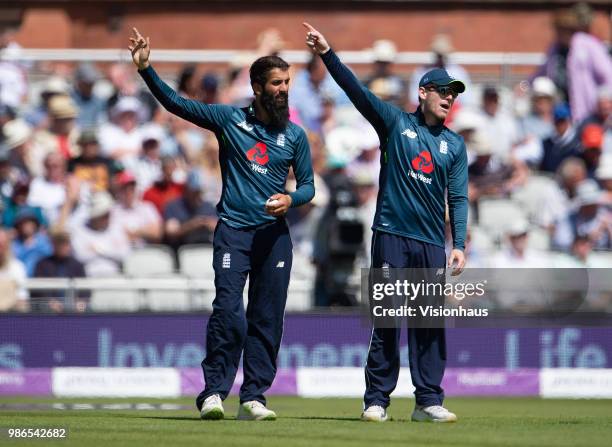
[
  {"xmin": 321, "ymin": 49, "xmax": 468, "ymax": 250},
  {"xmin": 139, "ymin": 66, "xmax": 315, "ymax": 229}
]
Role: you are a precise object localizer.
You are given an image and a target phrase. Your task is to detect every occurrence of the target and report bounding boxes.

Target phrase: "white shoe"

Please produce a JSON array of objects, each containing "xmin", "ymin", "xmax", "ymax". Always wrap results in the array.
[
  {"xmin": 411, "ymin": 405, "xmax": 457, "ymax": 423},
  {"xmin": 361, "ymin": 405, "xmax": 388, "ymax": 422},
  {"xmin": 237, "ymin": 401, "xmax": 277, "ymax": 421},
  {"xmin": 200, "ymin": 394, "xmax": 224, "ymax": 420}
]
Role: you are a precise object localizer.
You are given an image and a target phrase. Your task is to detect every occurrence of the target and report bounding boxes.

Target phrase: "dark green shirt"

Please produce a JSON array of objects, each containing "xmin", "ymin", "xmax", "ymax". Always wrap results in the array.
[
  {"xmin": 139, "ymin": 66, "xmax": 314, "ymax": 229},
  {"xmin": 321, "ymin": 50, "xmax": 468, "ymax": 249}
]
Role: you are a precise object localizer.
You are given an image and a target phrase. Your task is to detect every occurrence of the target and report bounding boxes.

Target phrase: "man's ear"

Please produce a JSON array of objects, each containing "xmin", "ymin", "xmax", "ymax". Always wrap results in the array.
[
  {"xmin": 418, "ymin": 86, "xmax": 427, "ymax": 102},
  {"xmin": 252, "ymin": 82, "xmax": 263, "ymax": 97}
]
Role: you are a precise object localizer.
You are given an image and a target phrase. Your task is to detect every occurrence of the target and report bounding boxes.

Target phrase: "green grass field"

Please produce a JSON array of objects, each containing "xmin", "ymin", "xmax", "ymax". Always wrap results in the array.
[{"xmin": 2, "ymin": 396, "xmax": 612, "ymax": 446}]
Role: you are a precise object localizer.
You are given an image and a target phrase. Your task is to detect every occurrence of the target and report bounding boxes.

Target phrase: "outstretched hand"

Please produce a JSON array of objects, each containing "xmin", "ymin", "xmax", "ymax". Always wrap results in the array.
[
  {"xmin": 303, "ymin": 22, "xmax": 330, "ymax": 55},
  {"xmin": 128, "ymin": 27, "xmax": 150, "ymax": 70}
]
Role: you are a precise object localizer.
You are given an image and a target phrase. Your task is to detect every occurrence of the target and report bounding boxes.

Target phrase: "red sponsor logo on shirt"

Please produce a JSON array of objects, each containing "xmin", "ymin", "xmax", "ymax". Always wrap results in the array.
[
  {"xmin": 411, "ymin": 150, "xmax": 434, "ymax": 174},
  {"xmin": 246, "ymin": 142, "xmax": 269, "ymax": 165}
]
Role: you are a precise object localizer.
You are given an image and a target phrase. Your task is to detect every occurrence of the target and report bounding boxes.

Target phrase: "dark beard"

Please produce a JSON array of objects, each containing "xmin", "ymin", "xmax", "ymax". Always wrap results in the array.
[{"xmin": 261, "ymin": 90, "xmax": 289, "ymax": 129}]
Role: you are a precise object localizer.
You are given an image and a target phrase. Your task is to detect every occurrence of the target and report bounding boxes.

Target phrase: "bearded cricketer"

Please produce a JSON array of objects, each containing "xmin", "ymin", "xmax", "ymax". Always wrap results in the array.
[{"xmin": 129, "ymin": 28, "xmax": 314, "ymax": 421}]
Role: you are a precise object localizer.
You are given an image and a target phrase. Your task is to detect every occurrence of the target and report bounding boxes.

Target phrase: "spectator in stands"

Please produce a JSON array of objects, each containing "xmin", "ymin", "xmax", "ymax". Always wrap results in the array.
[
  {"xmin": 163, "ymin": 169, "xmax": 217, "ymax": 249},
  {"xmin": 580, "ymin": 86, "xmax": 611, "ymax": 130},
  {"xmin": 364, "ymin": 40, "xmax": 406, "ymax": 108},
  {"xmin": 112, "ymin": 171, "xmax": 162, "ymax": 247},
  {"xmin": 32, "ymin": 228, "xmax": 89, "ymax": 313},
  {"xmin": 539, "ymin": 103, "xmax": 581, "ymax": 173},
  {"xmin": 221, "ymin": 28, "xmax": 286, "ymax": 107},
  {"xmin": 290, "ymin": 53, "xmax": 349, "ymax": 133},
  {"xmin": 25, "ymin": 77, "xmax": 71, "ymax": 129},
  {"xmin": 98, "ymin": 96, "xmax": 144, "ymax": 165},
  {"xmin": 198, "ymin": 137, "xmax": 222, "ymax": 205},
  {"xmin": 27, "ymin": 152, "xmax": 67, "ymax": 224},
  {"xmin": 451, "ymin": 108, "xmax": 482, "ymax": 146},
  {"xmin": 143, "ymin": 156, "xmax": 184, "ymax": 215},
  {"xmin": 520, "ymin": 76, "xmax": 557, "ymax": 141},
  {"xmin": 68, "ymin": 130, "xmax": 118, "ymax": 193},
  {"xmin": 0, "ymin": 143, "xmax": 18, "ymax": 203},
  {"xmin": 0, "ymin": 228, "xmax": 28, "ymax": 312},
  {"xmin": 569, "ymin": 234, "xmax": 594, "ymax": 265},
  {"xmin": 544, "ymin": 157, "xmax": 588, "ymax": 249},
  {"xmin": 69, "ymin": 190, "xmax": 131, "ymax": 277},
  {"xmin": 0, "ymin": 26, "xmax": 28, "ymax": 110},
  {"xmin": 491, "ymin": 219, "xmax": 546, "ymax": 268},
  {"xmin": 132, "ymin": 124, "xmax": 164, "ymax": 193},
  {"xmin": 177, "ymin": 64, "xmax": 199, "ymax": 99},
  {"xmin": 468, "ymin": 130, "xmax": 528, "ymax": 202},
  {"xmin": 106, "ymin": 63, "xmax": 157, "ymax": 122},
  {"xmin": 71, "ymin": 62, "xmax": 106, "ymax": 128},
  {"xmin": 3, "ymin": 119, "xmax": 33, "ymax": 179},
  {"xmin": 0, "ymin": 103, "xmax": 16, "ymax": 129},
  {"xmin": 409, "ymin": 33, "xmax": 473, "ymax": 109},
  {"xmin": 534, "ymin": 8, "xmax": 612, "ymax": 123},
  {"xmin": 558, "ymin": 157, "xmax": 588, "ymax": 200},
  {"xmin": 200, "ymin": 72, "xmax": 220, "ymax": 104},
  {"xmin": 570, "ymin": 180, "xmax": 611, "ymax": 250},
  {"xmin": 31, "ymin": 95, "xmax": 80, "ymax": 177},
  {"xmin": 476, "ymin": 85, "xmax": 520, "ymax": 160},
  {"xmin": 346, "ymin": 126, "xmax": 381, "ymax": 185},
  {"xmin": 2, "ymin": 180, "xmax": 46, "ymax": 228},
  {"xmin": 11, "ymin": 208, "xmax": 52, "ymax": 277},
  {"xmin": 596, "ymin": 155, "xmax": 612, "ymax": 204},
  {"xmin": 286, "ymin": 175, "xmax": 329, "ymax": 259},
  {"xmin": 580, "ymin": 124, "xmax": 604, "ymax": 179}
]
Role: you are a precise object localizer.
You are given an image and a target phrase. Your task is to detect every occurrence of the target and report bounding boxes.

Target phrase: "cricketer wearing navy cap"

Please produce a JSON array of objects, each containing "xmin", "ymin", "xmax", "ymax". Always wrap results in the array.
[
  {"xmin": 304, "ymin": 23, "xmax": 468, "ymax": 423},
  {"xmin": 418, "ymin": 68, "xmax": 466, "ymax": 94},
  {"xmin": 129, "ymin": 28, "xmax": 314, "ymax": 422}
]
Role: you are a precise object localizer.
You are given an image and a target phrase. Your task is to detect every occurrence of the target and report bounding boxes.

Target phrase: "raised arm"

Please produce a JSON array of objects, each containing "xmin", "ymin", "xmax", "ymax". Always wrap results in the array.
[
  {"xmin": 128, "ymin": 27, "xmax": 231, "ymax": 132},
  {"xmin": 303, "ymin": 22, "xmax": 399, "ymax": 140}
]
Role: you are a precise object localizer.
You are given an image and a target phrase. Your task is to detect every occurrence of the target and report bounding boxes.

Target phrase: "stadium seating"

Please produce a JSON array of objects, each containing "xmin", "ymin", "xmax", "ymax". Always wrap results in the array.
[
  {"xmin": 178, "ymin": 245, "xmax": 215, "ymax": 278},
  {"xmin": 123, "ymin": 245, "xmax": 175, "ymax": 276},
  {"xmin": 511, "ymin": 174, "xmax": 558, "ymax": 222},
  {"xmin": 478, "ymin": 199, "xmax": 527, "ymax": 242}
]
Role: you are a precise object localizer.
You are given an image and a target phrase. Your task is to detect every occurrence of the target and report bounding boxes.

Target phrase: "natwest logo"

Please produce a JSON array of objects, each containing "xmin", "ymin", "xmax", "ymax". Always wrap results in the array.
[
  {"xmin": 411, "ymin": 150, "xmax": 434, "ymax": 174},
  {"xmin": 246, "ymin": 142, "xmax": 269, "ymax": 165}
]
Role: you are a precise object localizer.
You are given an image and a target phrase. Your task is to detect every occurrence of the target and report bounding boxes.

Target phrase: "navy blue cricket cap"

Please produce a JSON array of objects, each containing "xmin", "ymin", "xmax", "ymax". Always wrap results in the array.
[{"xmin": 419, "ymin": 68, "xmax": 466, "ymax": 93}]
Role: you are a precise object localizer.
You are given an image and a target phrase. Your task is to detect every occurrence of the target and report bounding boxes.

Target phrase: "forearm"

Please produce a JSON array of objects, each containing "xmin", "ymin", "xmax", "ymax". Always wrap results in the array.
[
  {"xmin": 139, "ymin": 66, "xmax": 191, "ymax": 118},
  {"xmin": 448, "ymin": 197, "xmax": 468, "ymax": 250},
  {"xmin": 320, "ymin": 49, "xmax": 385, "ymax": 131},
  {"xmin": 289, "ymin": 183, "xmax": 315, "ymax": 208}
]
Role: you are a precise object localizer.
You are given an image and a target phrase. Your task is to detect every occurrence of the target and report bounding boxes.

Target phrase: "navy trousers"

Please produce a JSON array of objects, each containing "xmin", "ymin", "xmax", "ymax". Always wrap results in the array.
[
  {"xmin": 196, "ymin": 219, "xmax": 292, "ymax": 409},
  {"xmin": 364, "ymin": 230, "xmax": 447, "ymax": 408}
]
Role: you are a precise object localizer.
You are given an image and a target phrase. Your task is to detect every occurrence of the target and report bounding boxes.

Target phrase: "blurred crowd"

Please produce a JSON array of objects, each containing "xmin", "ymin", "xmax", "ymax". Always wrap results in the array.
[{"xmin": 0, "ymin": 3, "xmax": 610, "ymax": 312}]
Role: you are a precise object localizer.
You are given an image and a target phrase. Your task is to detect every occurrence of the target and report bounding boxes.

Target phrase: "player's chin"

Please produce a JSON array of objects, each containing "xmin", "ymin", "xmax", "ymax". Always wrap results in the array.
[{"xmin": 436, "ymin": 107, "xmax": 450, "ymax": 120}]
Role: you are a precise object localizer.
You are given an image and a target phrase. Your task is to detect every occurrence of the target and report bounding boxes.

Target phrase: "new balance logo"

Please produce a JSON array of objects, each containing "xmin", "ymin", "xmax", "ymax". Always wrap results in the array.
[
  {"xmin": 277, "ymin": 133, "xmax": 285, "ymax": 147},
  {"xmin": 222, "ymin": 253, "xmax": 231, "ymax": 269},
  {"xmin": 436, "ymin": 268, "xmax": 445, "ymax": 276},
  {"xmin": 402, "ymin": 129, "xmax": 417, "ymax": 139},
  {"xmin": 276, "ymin": 261, "xmax": 285, "ymax": 268},
  {"xmin": 237, "ymin": 120, "xmax": 254, "ymax": 131}
]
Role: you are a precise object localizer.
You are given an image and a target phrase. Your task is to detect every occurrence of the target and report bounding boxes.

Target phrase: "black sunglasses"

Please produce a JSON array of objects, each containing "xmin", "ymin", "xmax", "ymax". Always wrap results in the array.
[{"xmin": 425, "ymin": 85, "xmax": 459, "ymax": 98}]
